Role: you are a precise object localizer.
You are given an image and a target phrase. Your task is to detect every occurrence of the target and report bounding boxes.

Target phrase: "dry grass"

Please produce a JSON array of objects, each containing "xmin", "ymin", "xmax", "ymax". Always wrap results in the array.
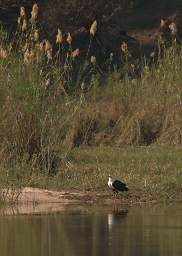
[{"xmin": 0, "ymin": 4, "xmax": 182, "ymax": 202}]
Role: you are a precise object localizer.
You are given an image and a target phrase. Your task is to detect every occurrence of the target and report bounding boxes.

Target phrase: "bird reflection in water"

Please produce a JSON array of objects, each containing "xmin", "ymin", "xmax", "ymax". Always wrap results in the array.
[{"xmin": 108, "ymin": 207, "xmax": 128, "ymax": 231}]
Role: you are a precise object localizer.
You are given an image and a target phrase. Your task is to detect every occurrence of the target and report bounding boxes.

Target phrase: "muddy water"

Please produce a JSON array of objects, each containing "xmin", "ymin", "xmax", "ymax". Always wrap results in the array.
[{"xmin": 0, "ymin": 204, "xmax": 182, "ymax": 256}]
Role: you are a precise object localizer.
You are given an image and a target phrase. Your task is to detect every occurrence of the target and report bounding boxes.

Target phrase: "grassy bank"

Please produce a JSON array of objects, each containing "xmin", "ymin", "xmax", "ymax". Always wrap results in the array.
[
  {"xmin": 0, "ymin": 4, "xmax": 182, "ymax": 203},
  {"xmin": 33, "ymin": 145, "xmax": 182, "ymax": 203},
  {"xmin": 1, "ymin": 145, "xmax": 181, "ymax": 204}
]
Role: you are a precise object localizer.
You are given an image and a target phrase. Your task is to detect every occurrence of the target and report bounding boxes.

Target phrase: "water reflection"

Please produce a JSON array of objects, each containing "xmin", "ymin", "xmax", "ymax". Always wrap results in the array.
[
  {"xmin": 108, "ymin": 207, "xmax": 128, "ymax": 231},
  {"xmin": 0, "ymin": 204, "xmax": 182, "ymax": 256}
]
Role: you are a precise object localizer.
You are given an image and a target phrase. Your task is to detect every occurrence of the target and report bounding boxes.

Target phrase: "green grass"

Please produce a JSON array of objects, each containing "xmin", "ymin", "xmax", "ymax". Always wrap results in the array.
[
  {"xmin": 1, "ymin": 145, "xmax": 182, "ymax": 203},
  {"xmin": 16, "ymin": 145, "xmax": 181, "ymax": 203}
]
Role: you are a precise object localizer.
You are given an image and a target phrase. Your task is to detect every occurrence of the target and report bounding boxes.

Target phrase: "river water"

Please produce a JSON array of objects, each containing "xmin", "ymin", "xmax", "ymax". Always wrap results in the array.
[{"xmin": 0, "ymin": 204, "xmax": 182, "ymax": 256}]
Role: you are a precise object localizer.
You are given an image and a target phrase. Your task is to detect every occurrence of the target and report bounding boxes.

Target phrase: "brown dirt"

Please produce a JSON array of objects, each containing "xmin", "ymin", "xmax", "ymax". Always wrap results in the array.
[
  {"xmin": 1, "ymin": 186, "xmax": 181, "ymax": 215},
  {"xmin": 0, "ymin": 187, "xmax": 133, "ymax": 215},
  {"xmin": 17, "ymin": 187, "xmax": 125, "ymax": 205}
]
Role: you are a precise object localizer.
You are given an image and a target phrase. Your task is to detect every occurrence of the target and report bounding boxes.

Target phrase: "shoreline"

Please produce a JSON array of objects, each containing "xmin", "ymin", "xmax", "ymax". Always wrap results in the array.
[{"xmin": 1, "ymin": 186, "xmax": 181, "ymax": 215}]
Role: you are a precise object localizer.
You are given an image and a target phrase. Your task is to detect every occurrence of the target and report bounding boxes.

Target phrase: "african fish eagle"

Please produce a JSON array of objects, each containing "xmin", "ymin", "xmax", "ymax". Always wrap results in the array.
[{"xmin": 108, "ymin": 175, "xmax": 128, "ymax": 193}]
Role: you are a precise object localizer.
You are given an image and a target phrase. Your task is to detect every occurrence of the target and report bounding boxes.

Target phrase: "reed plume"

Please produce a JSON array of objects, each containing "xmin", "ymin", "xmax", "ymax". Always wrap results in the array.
[
  {"xmin": 0, "ymin": 47, "xmax": 7, "ymax": 59},
  {"xmin": 45, "ymin": 40, "xmax": 52, "ymax": 52},
  {"xmin": 91, "ymin": 55, "xmax": 96, "ymax": 65},
  {"xmin": 31, "ymin": 3, "xmax": 39, "ymax": 22},
  {"xmin": 72, "ymin": 48, "xmax": 80, "ymax": 58},
  {"xmin": 160, "ymin": 19, "xmax": 166, "ymax": 28},
  {"xmin": 56, "ymin": 29, "xmax": 63, "ymax": 44},
  {"xmin": 169, "ymin": 22, "xmax": 177, "ymax": 35},
  {"xmin": 67, "ymin": 32, "xmax": 72, "ymax": 45},
  {"xmin": 47, "ymin": 49, "xmax": 52, "ymax": 62},
  {"xmin": 121, "ymin": 42, "xmax": 128, "ymax": 53},
  {"xmin": 20, "ymin": 7, "xmax": 26, "ymax": 18},
  {"xmin": 90, "ymin": 20, "xmax": 97, "ymax": 37}
]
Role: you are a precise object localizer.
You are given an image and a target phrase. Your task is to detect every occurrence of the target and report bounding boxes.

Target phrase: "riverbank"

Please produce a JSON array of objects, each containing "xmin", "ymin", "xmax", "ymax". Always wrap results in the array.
[
  {"xmin": 1, "ymin": 145, "xmax": 181, "ymax": 208},
  {"xmin": 43, "ymin": 145, "xmax": 182, "ymax": 203}
]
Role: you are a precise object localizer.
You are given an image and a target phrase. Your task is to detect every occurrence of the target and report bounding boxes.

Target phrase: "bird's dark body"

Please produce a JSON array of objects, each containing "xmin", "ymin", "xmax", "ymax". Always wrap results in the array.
[{"xmin": 112, "ymin": 180, "xmax": 128, "ymax": 193}]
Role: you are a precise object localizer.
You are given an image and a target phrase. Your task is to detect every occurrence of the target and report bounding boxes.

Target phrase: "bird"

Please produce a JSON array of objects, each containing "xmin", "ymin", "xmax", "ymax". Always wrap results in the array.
[{"xmin": 108, "ymin": 175, "xmax": 128, "ymax": 193}]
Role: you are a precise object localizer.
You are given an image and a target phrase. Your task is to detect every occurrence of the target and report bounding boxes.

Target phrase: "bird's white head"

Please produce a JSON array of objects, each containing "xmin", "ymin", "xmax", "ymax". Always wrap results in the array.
[{"xmin": 108, "ymin": 175, "xmax": 112, "ymax": 182}]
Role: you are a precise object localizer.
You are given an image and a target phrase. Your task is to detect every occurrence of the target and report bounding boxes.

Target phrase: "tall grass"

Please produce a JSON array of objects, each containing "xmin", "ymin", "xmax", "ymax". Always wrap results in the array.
[{"xmin": 0, "ymin": 3, "xmax": 182, "ymax": 191}]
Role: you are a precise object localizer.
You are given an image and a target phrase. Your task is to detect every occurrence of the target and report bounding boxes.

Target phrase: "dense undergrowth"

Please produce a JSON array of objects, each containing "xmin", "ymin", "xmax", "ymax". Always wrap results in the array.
[{"xmin": 0, "ymin": 4, "xmax": 182, "ymax": 201}]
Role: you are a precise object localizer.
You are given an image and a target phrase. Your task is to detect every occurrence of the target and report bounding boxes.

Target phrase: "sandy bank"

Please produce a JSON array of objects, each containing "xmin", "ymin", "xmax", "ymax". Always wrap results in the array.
[{"xmin": 0, "ymin": 187, "xmax": 117, "ymax": 215}]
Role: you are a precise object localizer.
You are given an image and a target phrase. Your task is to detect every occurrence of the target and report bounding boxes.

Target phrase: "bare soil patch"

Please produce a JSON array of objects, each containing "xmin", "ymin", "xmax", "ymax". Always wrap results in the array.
[{"xmin": 0, "ymin": 187, "xmax": 132, "ymax": 215}]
